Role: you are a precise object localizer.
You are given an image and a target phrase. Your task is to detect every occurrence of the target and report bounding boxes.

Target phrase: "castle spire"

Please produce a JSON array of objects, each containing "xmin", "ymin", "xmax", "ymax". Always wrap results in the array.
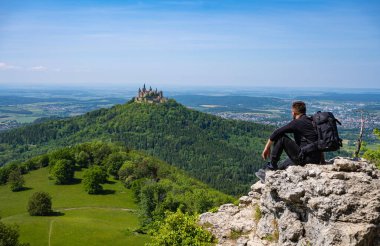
[{"xmin": 135, "ymin": 85, "xmax": 167, "ymax": 104}]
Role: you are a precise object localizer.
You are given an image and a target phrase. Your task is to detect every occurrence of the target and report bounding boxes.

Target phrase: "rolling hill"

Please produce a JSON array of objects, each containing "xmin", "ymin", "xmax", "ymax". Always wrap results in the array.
[
  {"xmin": 0, "ymin": 99, "xmax": 273, "ymax": 195},
  {"xmin": 0, "ymin": 141, "xmax": 233, "ymax": 245}
]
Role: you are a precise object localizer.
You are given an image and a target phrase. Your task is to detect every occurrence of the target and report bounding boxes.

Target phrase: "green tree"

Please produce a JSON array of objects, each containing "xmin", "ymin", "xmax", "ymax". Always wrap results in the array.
[
  {"xmin": 0, "ymin": 163, "xmax": 19, "ymax": 185},
  {"xmin": 76, "ymin": 151, "xmax": 91, "ymax": 168},
  {"xmin": 27, "ymin": 192, "xmax": 52, "ymax": 216},
  {"xmin": 139, "ymin": 180, "xmax": 164, "ymax": 227},
  {"xmin": 83, "ymin": 166, "xmax": 107, "ymax": 194},
  {"xmin": 0, "ymin": 219, "xmax": 29, "ymax": 246},
  {"xmin": 363, "ymin": 128, "xmax": 380, "ymax": 169},
  {"xmin": 49, "ymin": 148, "xmax": 75, "ymax": 164},
  {"xmin": 91, "ymin": 142, "xmax": 113, "ymax": 165},
  {"xmin": 0, "ymin": 167, "xmax": 11, "ymax": 185},
  {"xmin": 103, "ymin": 152, "xmax": 127, "ymax": 178},
  {"xmin": 37, "ymin": 155, "xmax": 50, "ymax": 168},
  {"xmin": 7, "ymin": 169, "xmax": 25, "ymax": 192},
  {"xmin": 50, "ymin": 159, "xmax": 74, "ymax": 184},
  {"xmin": 147, "ymin": 210, "xmax": 215, "ymax": 246},
  {"xmin": 118, "ymin": 160, "xmax": 136, "ymax": 183}
]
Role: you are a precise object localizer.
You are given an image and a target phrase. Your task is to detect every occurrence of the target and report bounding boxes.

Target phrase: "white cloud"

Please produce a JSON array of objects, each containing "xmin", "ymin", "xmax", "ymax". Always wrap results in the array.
[
  {"xmin": 29, "ymin": 66, "xmax": 48, "ymax": 72},
  {"xmin": 0, "ymin": 63, "xmax": 61, "ymax": 72},
  {"xmin": 0, "ymin": 62, "xmax": 20, "ymax": 70}
]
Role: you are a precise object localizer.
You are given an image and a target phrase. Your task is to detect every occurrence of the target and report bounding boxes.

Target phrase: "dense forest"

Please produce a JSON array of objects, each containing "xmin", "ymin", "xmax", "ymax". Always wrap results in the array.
[{"xmin": 0, "ymin": 99, "xmax": 273, "ymax": 195}]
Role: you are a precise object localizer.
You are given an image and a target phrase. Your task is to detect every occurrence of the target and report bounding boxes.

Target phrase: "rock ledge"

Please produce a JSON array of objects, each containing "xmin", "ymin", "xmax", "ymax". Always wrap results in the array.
[{"xmin": 199, "ymin": 158, "xmax": 380, "ymax": 246}]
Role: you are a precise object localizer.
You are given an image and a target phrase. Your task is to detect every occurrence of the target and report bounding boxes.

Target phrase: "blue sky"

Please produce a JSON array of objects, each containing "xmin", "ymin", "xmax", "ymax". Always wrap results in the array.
[{"xmin": 0, "ymin": 0, "xmax": 379, "ymax": 88}]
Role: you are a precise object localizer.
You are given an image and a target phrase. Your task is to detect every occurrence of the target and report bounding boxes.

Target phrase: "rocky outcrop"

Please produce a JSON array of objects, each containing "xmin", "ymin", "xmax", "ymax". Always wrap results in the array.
[{"xmin": 199, "ymin": 158, "xmax": 380, "ymax": 246}]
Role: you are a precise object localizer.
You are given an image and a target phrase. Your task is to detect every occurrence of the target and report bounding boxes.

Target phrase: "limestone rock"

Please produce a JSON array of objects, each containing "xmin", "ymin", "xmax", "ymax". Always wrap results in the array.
[{"xmin": 199, "ymin": 158, "xmax": 380, "ymax": 246}]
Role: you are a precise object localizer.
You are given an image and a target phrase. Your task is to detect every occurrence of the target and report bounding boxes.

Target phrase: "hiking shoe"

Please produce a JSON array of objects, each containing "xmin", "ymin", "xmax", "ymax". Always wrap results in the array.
[
  {"xmin": 255, "ymin": 168, "xmax": 266, "ymax": 183},
  {"xmin": 264, "ymin": 162, "xmax": 278, "ymax": 170}
]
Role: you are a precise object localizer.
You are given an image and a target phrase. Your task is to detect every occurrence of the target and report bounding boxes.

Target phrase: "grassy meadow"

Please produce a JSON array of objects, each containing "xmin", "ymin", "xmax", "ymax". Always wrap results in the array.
[{"xmin": 0, "ymin": 167, "xmax": 150, "ymax": 246}]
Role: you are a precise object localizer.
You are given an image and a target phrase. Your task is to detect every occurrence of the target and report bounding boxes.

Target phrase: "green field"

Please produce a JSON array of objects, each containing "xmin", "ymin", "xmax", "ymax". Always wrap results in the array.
[{"xmin": 0, "ymin": 168, "xmax": 150, "ymax": 246}]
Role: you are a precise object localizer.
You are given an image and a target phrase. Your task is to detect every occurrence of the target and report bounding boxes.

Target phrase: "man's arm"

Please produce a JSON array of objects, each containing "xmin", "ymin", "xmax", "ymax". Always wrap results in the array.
[
  {"xmin": 269, "ymin": 120, "xmax": 295, "ymax": 142},
  {"xmin": 262, "ymin": 139, "xmax": 273, "ymax": 160}
]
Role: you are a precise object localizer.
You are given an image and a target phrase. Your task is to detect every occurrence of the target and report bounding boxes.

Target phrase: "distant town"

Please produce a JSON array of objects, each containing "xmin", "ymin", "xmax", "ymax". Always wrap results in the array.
[{"xmin": 214, "ymin": 101, "xmax": 378, "ymax": 130}]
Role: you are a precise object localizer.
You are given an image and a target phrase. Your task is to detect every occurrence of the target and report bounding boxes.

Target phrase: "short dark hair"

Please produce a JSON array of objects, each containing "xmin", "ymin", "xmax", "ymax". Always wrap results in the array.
[{"xmin": 292, "ymin": 101, "xmax": 306, "ymax": 114}]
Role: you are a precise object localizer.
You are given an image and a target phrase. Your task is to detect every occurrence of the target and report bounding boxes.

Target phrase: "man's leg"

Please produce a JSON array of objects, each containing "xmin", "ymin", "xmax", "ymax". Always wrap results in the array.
[
  {"xmin": 271, "ymin": 135, "xmax": 301, "ymax": 167},
  {"xmin": 256, "ymin": 135, "xmax": 301, "ymax": 183},
  {"xmin": 278, "ymin": 158, "xmax": 294, "ymax": 170}
]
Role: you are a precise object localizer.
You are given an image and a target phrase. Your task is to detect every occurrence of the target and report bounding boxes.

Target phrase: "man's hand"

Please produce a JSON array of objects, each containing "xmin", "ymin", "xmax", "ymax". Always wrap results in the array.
[
  {"xmin": 262, "ymin": 147, "xmax": 271, "ymax": 160},
  {"xmin": 262, "ymin": 139, "xmax": 273, "ymax": 160}
]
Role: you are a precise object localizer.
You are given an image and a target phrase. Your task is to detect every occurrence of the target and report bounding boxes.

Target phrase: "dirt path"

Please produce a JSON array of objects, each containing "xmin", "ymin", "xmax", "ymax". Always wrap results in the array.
[
  {"xmin": 48, "ymin": 220, "xmax": 55, "ymax": 246},
  {"xmin": 59, "ymin": 206, "xmax": 135, "ymax": 212}
]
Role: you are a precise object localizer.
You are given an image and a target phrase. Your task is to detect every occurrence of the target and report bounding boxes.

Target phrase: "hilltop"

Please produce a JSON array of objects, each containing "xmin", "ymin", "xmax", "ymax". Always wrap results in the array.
[{"xmin": 0, "ymin": 99, "xmax": 273, "ymax": 195}]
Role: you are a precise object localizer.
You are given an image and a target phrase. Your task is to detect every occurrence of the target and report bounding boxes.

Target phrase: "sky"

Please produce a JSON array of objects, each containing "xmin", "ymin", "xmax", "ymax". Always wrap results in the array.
[{"xmin": 0, "ymin": 0, "xmax": 379, "ymax": 88}]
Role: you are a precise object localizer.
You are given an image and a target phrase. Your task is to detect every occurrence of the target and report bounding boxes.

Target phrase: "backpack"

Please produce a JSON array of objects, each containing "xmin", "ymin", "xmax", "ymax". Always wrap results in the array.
[{"xmin": 310, "ymin": 111, "xmax": 342, "ymax": 152}]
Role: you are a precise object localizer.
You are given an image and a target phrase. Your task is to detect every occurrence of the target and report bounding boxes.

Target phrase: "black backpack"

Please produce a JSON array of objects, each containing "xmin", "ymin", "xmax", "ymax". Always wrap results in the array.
[{"xmin": 310, "ymin": 111, "xmax": 342, "ymax": 152}]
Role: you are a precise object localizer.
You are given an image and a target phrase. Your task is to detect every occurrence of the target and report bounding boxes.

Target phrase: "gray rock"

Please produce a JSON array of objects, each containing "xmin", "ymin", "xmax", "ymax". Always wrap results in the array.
[
  {"xmin": 251, "ymin": 181, "xmax": 265, "ymax": 194},
  {"xmin": 199, "ymin": 158, "xmax": 380, "ymax": 246},
  {"xmin": 239, "ymin": 196, "xmax": 253, "ymax": 206}
]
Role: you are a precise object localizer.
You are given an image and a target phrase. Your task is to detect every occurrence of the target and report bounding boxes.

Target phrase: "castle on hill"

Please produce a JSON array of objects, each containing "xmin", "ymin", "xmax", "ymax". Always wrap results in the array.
[{"xmin": 135, "ymin": 84, "xmax": 167, "ymax": 103}]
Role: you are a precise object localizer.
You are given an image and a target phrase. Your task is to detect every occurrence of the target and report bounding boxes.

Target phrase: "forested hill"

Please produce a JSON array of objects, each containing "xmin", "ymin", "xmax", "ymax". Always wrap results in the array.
[{"xmin": 0, "ymin": 99, "xmax": 273, "ymax": 195}]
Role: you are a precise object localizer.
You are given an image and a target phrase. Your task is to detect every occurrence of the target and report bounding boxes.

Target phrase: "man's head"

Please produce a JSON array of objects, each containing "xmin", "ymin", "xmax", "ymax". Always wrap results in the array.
[{"xmin": 291, "ymin": 101, "xmax": 306, "ymax": 119}]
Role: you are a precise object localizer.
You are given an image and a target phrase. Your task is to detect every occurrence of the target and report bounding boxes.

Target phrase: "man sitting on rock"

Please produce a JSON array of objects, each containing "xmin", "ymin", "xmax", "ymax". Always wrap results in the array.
[{"xmin": 255, "ymin": 101, "xmax": 324, "ymax": 183}]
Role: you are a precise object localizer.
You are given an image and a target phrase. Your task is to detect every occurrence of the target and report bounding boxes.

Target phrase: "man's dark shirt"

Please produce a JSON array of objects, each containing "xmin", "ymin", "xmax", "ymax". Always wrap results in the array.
[{"xmin": 269, "ymin": 114, "xmax": 318, "ymax": 148}]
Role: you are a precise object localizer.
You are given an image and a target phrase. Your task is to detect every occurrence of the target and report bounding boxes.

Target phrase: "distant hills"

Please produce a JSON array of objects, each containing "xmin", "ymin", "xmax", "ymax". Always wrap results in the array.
[
  {"xmin": 174, "ymin": 95, "xmax": 287, "ymax": 113},
  {"xmin": 0, "ymin": 99, "xmax": 273, "ymax": 195},
  {"xmin": 297, "ymin": 92, "xmax": 380, "ymax": 102}
]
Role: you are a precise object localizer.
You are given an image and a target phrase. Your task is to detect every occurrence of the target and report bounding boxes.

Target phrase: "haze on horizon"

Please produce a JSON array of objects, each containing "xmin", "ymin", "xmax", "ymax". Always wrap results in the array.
[{"xmin": 0, "ymin": 0, "xmax": 379, "ymax": 89}]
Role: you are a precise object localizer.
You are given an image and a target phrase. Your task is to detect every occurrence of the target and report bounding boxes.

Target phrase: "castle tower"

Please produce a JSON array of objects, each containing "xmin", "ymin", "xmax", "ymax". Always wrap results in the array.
[{"xmin": 135, "ymin": 84, "xmax": 166, "ymax": 103}]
